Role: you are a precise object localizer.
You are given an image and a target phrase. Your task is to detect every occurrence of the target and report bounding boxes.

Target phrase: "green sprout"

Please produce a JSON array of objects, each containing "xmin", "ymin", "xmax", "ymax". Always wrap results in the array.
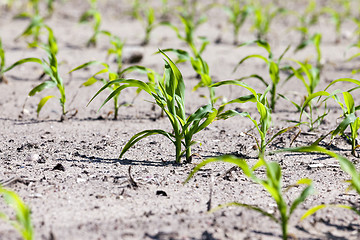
[
  {"xmin": 162, "ymin": 1, "xmax": 212, "ymax": 57},
  {"xmin": 301, "ymin": 78, "xmax": 360, "ymax": 156},
  {"xmin": 325, "ymin": 79, "xmax": 360, "ymax": 157},
  {"xmin": 0, "ymin": 186, "xmax": 33, "ymax": 240},
  {"xmin": 0, "ymin": 38, "xmax": 9, "ymax": 83},
  {"xmin": 234, "ymin": 40, "xmax": 290, "ymax": 112},
  {"xmin": 79, "ymin": 0, "xmax": 103, "ymax": 47},
  {"xmin": 321, "ymin": 0, "xmax": 351, "ymax": 43},
  {"xmin": 6, "ymin": 29, "xmax": 69, "ymax": 120},
  {"xmin": 185, "ymin": 155, "xmax": 314, "ymax": 240},
  {"xmin": 14, "ymin": 0, "xmax": 50, "ymax": 48},
  {"xmin": 223, "ymin": 0, "xmax": 251, "ymax": 45},
  {"xmin": 137, "ymin": 5, "xmax": 158, "ymax": 46},
  {"xmin": 284, "ymin": 59, "xmax": 328, "ymax": 131},
  {"xmin": 102, "ymin": 33, "xmax": 125, "ymax": 75},
  {"xmin": 290, "ymin": 0, "xmax": 320, "ymax": 47},
  {"xmin": 212, "ymin": 81, "xmax": 298, "ymax": 157},
  {"xmin": 128, "ymin": 0, "xmax": 141, "ymax": 19},
  {"xmin": 295, "ymin": 33, "xmax": 323, "ymax": 70},
  {"xmin": 88, "ymin": 50, "xmax": 217, "ymax": 163},
  {"xmin": 250, "ymin": 1, "xmax": 286, "ymax": 41}
]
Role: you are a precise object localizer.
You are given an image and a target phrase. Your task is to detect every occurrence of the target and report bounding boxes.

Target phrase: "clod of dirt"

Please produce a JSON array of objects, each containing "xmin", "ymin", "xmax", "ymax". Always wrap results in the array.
[
  {"xmin": 52, "ymin": 163, "xmax": 65, "ymax": 171},
  {"xmin": 123, "ymin": 51, "xmax": 143, "ymax": 64},
  {"xmin": 156, "ymin": 190, "xmax": 168, "ymax": 197}
]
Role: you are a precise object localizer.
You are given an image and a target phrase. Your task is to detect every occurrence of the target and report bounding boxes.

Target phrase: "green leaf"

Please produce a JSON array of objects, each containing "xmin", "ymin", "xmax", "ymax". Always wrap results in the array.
[
  {"xmin": 37, "ymin": 95, "xmax": 55, "ymax": 116},
  {"xmin": 29, "ymin": 80, "xmax": 57, "ymax": 96},
  {"xmin": 325, "ymin": 78, "xmax": 360, "ymax": 91},
  {"xmin": 289, "ymin": 184, "xmax": 314, "ymax": 216},
  {"xmin": 82, "ymin": 77, "xmax": 98, "ymax": 87},
  {"xmin": 0, "ymin": 187, "xmax": 33, "ymax": 240},
  {"xmin": 301, "ymin": 204, "xmax": 327, "ymax": 220},
  {"xmin": 4, "ymin": 58, "xmax": 42, "ymax": 73},
  {"xmin": 69, "ymin": 60, "xmax": 104, "ymax": 73},
  {"xmin": 184, "ymin": 155, "xmax": 254, "ymax": 184},
  {"xmin": 210, "ymin": 202, "xmax": 278, "ymax": 223},
  {"xmin": 343, "ymin": 91, "xmax": 355, "ymax": 114},
  {"xmin": 119, "ymin": 129, "xmax": 175, "ymax": 159}
]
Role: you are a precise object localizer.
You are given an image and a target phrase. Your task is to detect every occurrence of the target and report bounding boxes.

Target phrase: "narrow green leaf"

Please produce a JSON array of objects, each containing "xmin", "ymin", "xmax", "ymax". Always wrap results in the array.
[
  {"xmin": 119, "ymin": 129, "xmax": 175, "ymax": 159},
  {"xmin": 37, "ymin": 95, "xmax": 55, "ymax": 116},
  {"xmin": 29, "ymin": 81, "xmax": 56, "ymax": 96}
]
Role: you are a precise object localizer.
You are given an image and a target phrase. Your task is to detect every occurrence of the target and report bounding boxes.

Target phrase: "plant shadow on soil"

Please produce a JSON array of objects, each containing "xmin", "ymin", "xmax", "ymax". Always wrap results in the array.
[{"xmin": 61, "ymin": 154, "xmax": 178, "ymax": 167}]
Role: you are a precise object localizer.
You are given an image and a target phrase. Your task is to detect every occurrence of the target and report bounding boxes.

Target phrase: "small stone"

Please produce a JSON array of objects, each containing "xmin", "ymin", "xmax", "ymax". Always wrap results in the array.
[
  {"xmin": 27, "ymin": 153, "xmax": 39, "ymax": 162},
  {"xmin": 77, "ymin": 178, "xmax": 87, "ymax": 183}
]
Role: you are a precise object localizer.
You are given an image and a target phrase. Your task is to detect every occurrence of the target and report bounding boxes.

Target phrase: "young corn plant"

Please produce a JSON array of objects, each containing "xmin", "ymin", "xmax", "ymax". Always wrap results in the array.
[
  {"xmin": 88, "ymin": 51, "xmax": 217, "ymax": 163},
  {"xmin": 0, "ymin": 186, "xmax": 33, "ymax": 240},
  {"xmin": 162, "ymin": 6, "xmax": 209, "ymax": 57},
  {"xmin": 79, "ymin": 0, "xmax": 103, "ymax": 47},
  {"xmin": 321, "ymin": 1, "xmax": 351, "ymax": 43},
  {"xmin": 15, "ymin": 1, "xmax": 49, "ymax": 48},
  {"xmin": 185, "ymin": 155, "xmax": 314, "ymax": 240},
  {"xmin": 0, "ymin": 38, "xmax": 9, "ymax": 83},
  {"xmin": 70, "ymin": 61, "xmax": 125, "ymax": 120},
  {"xmin": 101, "ymin": 33, "xmax": 125, "ymax": 75},
  {"xmin": 223, "ymin": 0, "xmax": 251, "ymax": 45},
  {"xmin": 295, "ymin": 33, "xmax": 322, "ymax": 70},
  {"xmin": 301, "ymin": 78, "xmax": 360, "ymax": 155},
  {"xmin": 211, "ymin": 81, "xmax": 298, "ymax": 157},
  {"xmin": 6, "ymin": 33, "xmax": 68, "ymax": 120},
  {"xmin": 330, "ymin": 91, "xmax": 360, "ymax": 157},
  {"xmin": 234, "ymin": 40, "xmax": 290, "ymax": 112},
  {"xmin": 284, "ymin": 59, "xmax": 328, "ymax": 131},
  {"xmin": 290, "ymin": 0, "xmax": 320, "ymax": 47},
  {"xmin": 136, "ymin": 5, "xmax": 158, "ymax": 46},
  {"xmin": 250, "ymin": 1, "xmax": 286, "ymax": 41},
  {"xmin": 128, "ymin": 0, "xmax": 141, "ymax": 19},
  {"xmin": 279, "ymin": 145, "xmax": 360, "ymax": 218}
]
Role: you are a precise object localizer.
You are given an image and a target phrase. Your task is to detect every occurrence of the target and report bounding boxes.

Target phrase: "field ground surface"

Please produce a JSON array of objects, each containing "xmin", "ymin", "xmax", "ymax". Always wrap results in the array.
[{"xmin": 1, "ymin": 0, "xmax": 360, "ymax": 239}]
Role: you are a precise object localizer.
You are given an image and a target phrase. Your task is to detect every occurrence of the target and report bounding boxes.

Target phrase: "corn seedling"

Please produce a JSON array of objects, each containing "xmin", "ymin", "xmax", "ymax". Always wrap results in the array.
[
  {"xmin": 101, "ymin": 32, "xmax": 125, "ymax": 75},
  {"xmin": 211, "ymin": 81, "xmax": 298, "ymax": 157},
  {"xmin": 79, "ymin": 0, "xmax": 103, "ymax": 47},
  {"xmin": 223, "ymin": 0, "xmax": 251, "ymax": 45},
  {"xmin": 160, "ymin": 0, "xmax": 169, "ymax": 18},
  {"xmin": 290, "ymin": 0, "xmax": 320, "ymax": 47},
  {"xmin": 325, "ymin": 80, "xmax": 360, "ymax": 157},
  {"xmin": 321, "ymin": 1, "xmax": 351, "ymax": 43},
  {"xmin": 0, "ymin": 186, "xmax": 33, "ymax": 240},
  {"xmin": 70, "ymin": 61, "xmax": 157, "ymax": 120},
  {"xmin": 6, "ymin": 31, "xmax": 69, "ymax": 120},
  {"xmin": 300, "ymin": 78, "xmax": 360, "ymax": 155},
  {"xmin": 284, "ymin": 59, "xmax": 328, "ymax": 131},
  {"xmin": 329, "ymin": 93, "xmax": 360, "ymax": 156},
  {"xmin": 185, "ymin": 155, "xmax": 314, "ymax": 240},
  {"xmin": 250, "ymin": 1, "xmax": 286, "ymax": 41},
  {"xmin": 295, "ymin": 33, "xmax": 323, "ymax": 70},
  {"xmin": 162, "ymin": 2, "xmax": 212, "ymax": 57},
  {"xmin": 128, "ymin": 0, "xmax": 141, "ymax": 19},
  {"xmin": 0, "ymin": 38, "xmax": 9, "ymax": 83},
  {"xmin": 88, "ymin": 50, "xmax": 217, "ymax": 163},
  {"xmin": 136, "ymin": 5, "xmax": 158, "ymax": 46},
  {"xmin": 14, "ymin": 0, "xmax": 39, "ymax": 18},
  {"xmin": 235, "ymin": 40, "xmax": 290, "ymax": 112},
  {"xmin": 15, "ymin": 1, "xmax": 50, "ymax": 48},
  {"xmin": 278, "ymin": 145, "xmax": 360, "ymax": 218},
  {"xmin": 45, "ymin": 0, "xmax": 55, "ymax": 17}
]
